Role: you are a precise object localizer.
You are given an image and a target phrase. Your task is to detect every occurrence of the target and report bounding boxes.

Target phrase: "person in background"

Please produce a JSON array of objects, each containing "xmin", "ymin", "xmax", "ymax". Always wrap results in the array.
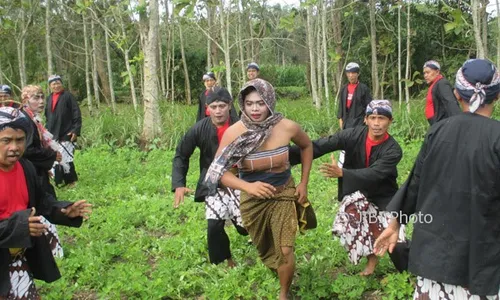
[
  {"xmin": 196, "ymin": 72, "xmax": 238, "ymax": 122},
  {"xmin": 44, "ymin": 75, "xmax": 81, "ymax": 188},
  {"xmin": 246, "ymin": 62, "xmax": 260, "ymax": 81},
  {"xmin": 422, "ymin": 60, "xmax": 462, "ymax": 125}
]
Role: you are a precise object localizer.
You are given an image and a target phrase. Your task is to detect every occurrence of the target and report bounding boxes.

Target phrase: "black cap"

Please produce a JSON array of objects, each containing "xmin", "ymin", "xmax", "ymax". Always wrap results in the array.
[{"xmin": 206, "ymin": 87, "xmax": 232, "ymax": 105}]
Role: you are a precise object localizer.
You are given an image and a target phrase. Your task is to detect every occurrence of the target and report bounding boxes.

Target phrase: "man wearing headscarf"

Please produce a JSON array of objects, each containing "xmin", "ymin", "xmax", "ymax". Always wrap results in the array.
[
  {"xmin": 422, "ymin": 60, "xmax": 461, "ymax": 125},
  {"xmin": 0, "ymin": 106, "xmax": 91, "ymax": 299},
  {"xmin": 196, "ymin": 72, "xmax": 238, "ymax": 122},
  {"xmin": 375, "ymin": 59, "xmax": 500, "ymax": 299},
  {"xmin": 21, "ymin": 85, "xmax": 65, "ymax": 258},
  {"xmin": 289, "ymin": 100, "xmax": 408, "ymax": 276},
  {"xmin": 205, "ymin": 78, "xmax": 313, "ymax": 300},
  {"xmin": 172, "ymin": 87, "xmax": 247, "ymax": 267},
  {"xmin": 337, "ymin": 62, "xmax": 372, "ymax": 130},
  {"xmin": 45, "ymin": 75, "xmax": 81, "ymax": 188}
]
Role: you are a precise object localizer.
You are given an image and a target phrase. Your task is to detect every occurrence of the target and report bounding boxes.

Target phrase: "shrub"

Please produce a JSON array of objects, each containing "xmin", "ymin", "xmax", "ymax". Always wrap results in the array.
[{"xmin": 275, "ymin": 86, "xmax": 309, "ymax": 100}]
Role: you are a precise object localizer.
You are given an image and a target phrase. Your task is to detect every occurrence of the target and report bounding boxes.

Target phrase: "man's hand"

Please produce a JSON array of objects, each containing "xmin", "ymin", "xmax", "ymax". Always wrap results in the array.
[
  {"xmin": 294, "ymin": 181, "xmax": 308, "ymax": 204},
  {"xmin": 68, "ymin": 132, "xmax": 77, "ymax": 142},
  {"xmin": 55, "ymin": 151, "xmax": 62, "ymax": 162},
  {"xmin": 28, "ymin": 208, "xmax": 48, "ymax": 237},
  {"xmin": 174, "ymin": 187, "xmax": 193, "ymax": 208},
  {"xmin": 373, "ymin": 219, "xmax": 400, "ymax": 256},
  {"xmin": 244, "ymin": 181, "xmax": 276, "ymax": 199},
  {"xmin": 61, "ymin": 200, "xmax": 92, "ymax": 220},
  {"xmin": 319, "ymin": 154, "xmax": 343, "ymax": 178}
]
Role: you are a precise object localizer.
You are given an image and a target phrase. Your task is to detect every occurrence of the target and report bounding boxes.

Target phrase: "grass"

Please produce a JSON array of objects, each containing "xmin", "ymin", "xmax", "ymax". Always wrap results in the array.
[{"xmin": 37, "ymin": 98, "xmax": 430, "ymax": 299}]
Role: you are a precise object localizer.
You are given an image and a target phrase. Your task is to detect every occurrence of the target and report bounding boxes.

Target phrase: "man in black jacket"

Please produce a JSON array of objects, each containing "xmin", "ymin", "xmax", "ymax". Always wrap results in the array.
[
  {"xmin": 423, "ymin": 60, "xmax": 461, "ymax": 125},
  {"xmin": 290, "ymin": 100, "xmax": 408, "ymax": 275},
  {"xmin": 0, "ymin": 106, "xmax": 91, "ymax": 298},
  {"xmin": 337, "ymin": 62, "xmax": 372, "ymax": 130},
  {"xmin": 172, "ymin": 87, "xmax": 247, "ymax": 267},
  {"xmin": 45, "ymin": 75, "xmax": 81, "ymax": 187},
  {"xmin": 375, "ymin": 59, "xmax": 500, "ymax": 299}
]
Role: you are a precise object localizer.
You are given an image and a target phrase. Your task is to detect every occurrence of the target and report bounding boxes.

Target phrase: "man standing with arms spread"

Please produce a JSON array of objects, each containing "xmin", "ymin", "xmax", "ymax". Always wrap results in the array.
[
  {"xmin": 172, "ymin": 87, "xmax": 247, "ymax": 267},
  {"xmin": 45, "ymin": 75, "xmax": 81, "ymax": 188}
]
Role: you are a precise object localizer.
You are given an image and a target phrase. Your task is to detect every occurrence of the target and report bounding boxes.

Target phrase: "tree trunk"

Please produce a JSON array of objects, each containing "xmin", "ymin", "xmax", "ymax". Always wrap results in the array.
[
  {"xmin": 207, "ymin": 3, "xmax": 213, "ymax": 70},
  {"xmin": 331, "ymin": 0, "xmax": 344, "ymax": 96},
  {"xmin": 179, "ymin": 21, "xmax": 192, "ymax": 104},
  {"xmin": 104, "ymin": 17, "xmax": 116, "ymax": 113},
  {"xmin": 220, "ymin": 0, "xmax": 232, "ymax": 95},
  {"xmin": 91, "ymin": 19, "xmax": 100, "ymax": 109},
  {"xmin": 497, "ymin": 0, "xmax": 500, "ymax": 67},
  {"xmin": 315, "ymin": 5, "xmax": 323, "ymax": 107},
  {"xmin": 306, "ymin": 5, "xmax": 319, "ymax": 109},
  {"xmin": 405, "ymin": 3, "xmax": 411, "ymax": 112},
  {"xmin": 369, "ymin": 0, "xmax": 380, "ymax": 98},
  {"xmin": 45, "ymin": 0, "xmax": 53, "ymax": 77},
  {"xmin": 159, "ymin": 31, "xmax": 166, "ymax": 97},
  {"xmin": 95, "ymin": 36, "xmax": 111, "ymax": 105},
  {"xmin": 83, "ymin": 15, "xmax": 93, "ymax": 115},
  {"xmin": 142, "ymin": 0, "xmax": 161, "ymax": 143},
  {"xmin": 480, "ymin": 0, "xmax": 488, "ymax": 58},
  {"xmin": 170, "ymin": 21, "xmax": 176, "ymax": 103},
  {"xmin": 397, "ymin": 4, "xmax": 402, "ymax": 106},
  {"xmin": 471, "ymin": 0, "xmax": 486, "ymax": 58},
  {"xmin": 321, "ymin": 0, "xmax": 330, "ymax": 115},
  {"xmin": 238, "ymin": 0, "xmax": 246, "ymax": 85}
]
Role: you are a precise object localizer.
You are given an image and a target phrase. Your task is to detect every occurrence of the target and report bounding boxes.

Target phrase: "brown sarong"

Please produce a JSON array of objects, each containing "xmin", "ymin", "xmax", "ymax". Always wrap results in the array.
[{"xmin": 240, "ymin": 179, "xmax": 298, "ymax": 270}]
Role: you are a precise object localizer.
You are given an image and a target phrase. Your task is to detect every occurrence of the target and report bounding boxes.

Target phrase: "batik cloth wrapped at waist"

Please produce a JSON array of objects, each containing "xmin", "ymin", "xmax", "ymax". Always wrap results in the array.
[{"xmin": 240, "ymin": 177, "xmax": 313, "ymax": 269}]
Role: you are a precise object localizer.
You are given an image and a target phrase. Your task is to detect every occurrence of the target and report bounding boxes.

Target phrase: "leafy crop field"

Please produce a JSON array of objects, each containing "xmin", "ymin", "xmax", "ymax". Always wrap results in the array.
[{"xmin": 38, "ymin": 99, "xmax": 428, "ymax": 299}]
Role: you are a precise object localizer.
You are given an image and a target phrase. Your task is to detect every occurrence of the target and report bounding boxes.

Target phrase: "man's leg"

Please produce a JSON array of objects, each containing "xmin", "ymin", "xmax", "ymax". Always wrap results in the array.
[
  {"xmin": 64, "ymin": 161, "xmax": 78, "ymax": 186},
  {"xmin": 277, "ymin": 246, "xmax": 295, "ymax": 300},
  {"xmin": 207, "ymin": 219, "xmax": 234, "ymax": 266}
]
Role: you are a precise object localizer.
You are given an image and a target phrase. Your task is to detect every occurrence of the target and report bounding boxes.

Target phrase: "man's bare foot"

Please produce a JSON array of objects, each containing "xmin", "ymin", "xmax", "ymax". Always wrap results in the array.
[
  {"xmin": 359, "ymin": 254, "xmax": 378, "ymax": 276},
  {"xmin": 279, "ymin": 291, "xmax": 289, "ymax": 300},
  {"xmin": 227, "ymin": 258, "xmax": 236, "ymax": 268}
]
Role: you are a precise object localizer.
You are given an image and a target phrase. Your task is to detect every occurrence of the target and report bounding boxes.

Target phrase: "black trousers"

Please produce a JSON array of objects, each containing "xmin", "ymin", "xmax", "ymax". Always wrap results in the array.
[
  {"xmin": 54, "ymin": 162, "xmax": 78, "ymax": 186},
  {"xmin": 207, "ymin": 219, "xmax": 248, "ymax": 265}
]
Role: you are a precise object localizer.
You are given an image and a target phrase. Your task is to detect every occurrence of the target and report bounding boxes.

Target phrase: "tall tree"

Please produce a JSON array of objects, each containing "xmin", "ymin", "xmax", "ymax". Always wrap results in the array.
[
  {"xmin": 471, "ymin": 0, "xmax": 486, "ymax": 58},
  {"xmin": 178, "ymin": 20, "xmax": 192, "ymax": 104},
  {"xmin": 91, "ymin": 19, "xmax": 100, "ymax": 108},
  {"xmin": 82, "ymin": 14, "xmax": 93, "ymax": 114},
  {"xmin": 45, "ymin": 0, "xmax": 53, "ymax": 76},
  {"xmin": 306, "ymin": 4, "xmax": 320, "ymax": 108},
  {"xmin": 142, "ymin": 0, "xmax": 162, "ymax": 143},
  {"xmin": 369, "ymin": 0, "xmax": 380, "ymax": 98}
]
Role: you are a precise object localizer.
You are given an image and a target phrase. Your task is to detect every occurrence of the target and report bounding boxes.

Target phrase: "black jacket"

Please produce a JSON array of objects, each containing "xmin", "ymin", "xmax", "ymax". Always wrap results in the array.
[
  {"xmin": 387, "ymin": 113, "xmax": 500, "ymax": 296},
  {"xmin": 45, "ymin": 90, "xmax": 82, "ymax": 141},
  {"xmin": 0, "ymin": 159, "xmax": 82, "ymax": 296},
  {"xmin": 196, "ymin": 90, "xmax": 238, "ymax": 123},
  {"xmin": 337, "ymin": 82, "xmax": 372, "ymax": 129},
  {"xmin": 172, "ymin": 115, "xmax": 239, "ymax": 202},
  {"xmin": 427, "ymin": 78, "xmax": 461, "ymax": 125},
  {"xmin": 290, "ymin": 126, "xmax": 402, "ymax": 210}
]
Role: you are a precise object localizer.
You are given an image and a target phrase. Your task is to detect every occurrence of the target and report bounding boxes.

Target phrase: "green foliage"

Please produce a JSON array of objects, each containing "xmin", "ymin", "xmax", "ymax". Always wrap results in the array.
[
  {"xmin": 259, "ymin": 65, "xmax": 307, "ymax": 87},
  {"xmin": 275, "ymin": 86, "xmax": 309, "ymax": 100},
  {"xmin": 381, "ymin": 272, "xmax": 415, "ymax": 300}
]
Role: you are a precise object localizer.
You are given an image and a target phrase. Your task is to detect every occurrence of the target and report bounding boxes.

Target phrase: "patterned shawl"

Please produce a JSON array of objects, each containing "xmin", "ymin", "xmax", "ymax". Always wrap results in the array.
[
  {"xmin": 455, "ymin": 59, "xmax": 500, "ymax": 113},
  {"xmin": 204, "ymin": 78, "xmax": 283, "ymax": 195},
  {"xmin": 22, "ymin": 106, "xmax": 59, "ymax": 151}
]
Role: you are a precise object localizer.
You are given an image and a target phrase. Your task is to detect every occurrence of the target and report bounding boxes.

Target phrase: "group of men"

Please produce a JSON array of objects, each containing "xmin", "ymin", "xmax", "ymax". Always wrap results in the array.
[
  {"xmin": 0, "ymin": 76, "xmax": 89, "ymax": 299},
  {"xmin": 172, "ymin": 58, "xmax": 500, "ymax": 299}
]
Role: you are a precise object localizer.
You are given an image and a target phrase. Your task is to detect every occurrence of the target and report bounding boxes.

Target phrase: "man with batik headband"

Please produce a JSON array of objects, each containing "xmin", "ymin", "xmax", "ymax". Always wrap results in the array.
[
  {"xmin": 0, "ymin": 106, "xmax": 91, "ymax": 299},
  {"xmin": 196, "ymin": 72, "xmax": 238, "ymax": 122},
  {"xmin": 289, "ymin": 100, "xmax": 408, "ymax": 276},
  {"xmin": 205, "ymin": 78, "xmax": 313, "ymax": 300},
  {"xmin": 172, "ymin": 86, "xmax": 247, "ymax": 268},
  {"xmin": 375, "ymin": 59, "xmax": 500, "ymax": 299},
  {"xmin": 21, "ymin": 85, "xmax": 65, "ymax": 258},
  {"xmin": 423, "ymin": 60, "xmax": 461, "ymax": 125},
  {"xmin": 45, "ymin": 75, "xmax": 81, "ymax": 188}
]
